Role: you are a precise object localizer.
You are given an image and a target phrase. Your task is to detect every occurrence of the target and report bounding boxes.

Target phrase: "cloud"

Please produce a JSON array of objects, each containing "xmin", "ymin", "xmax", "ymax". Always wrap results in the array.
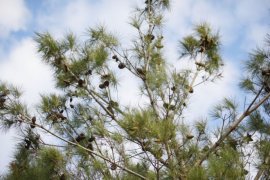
[
  {"xmin": 0, "ymin": 38, "xmax": 55, "ymax": 106},
  {"xmin": 36, "ymin": 0, "xmax": 141, "ymax": 43},
  {"xmin": 0, "ymin": 0, "xmax": 31, "ymax": 38},
  {"xmin": 165, "ymin": 0, "xmax": 236, "ymax": 44},
  {"xmin": 240, "ymin": 24, "xmax": 270, "ymax": 51},
  {"xmin": 165, "ymin": 0, "xmax": 270, "ymax": 49},
  {"xmin": 0, "ymin": 37, "xmax": 56, "ymax": 174},
  {"xmin": 0, "ymin": 129, "xmax": 17, "ymax": 175},
  {"xmin": 234, "ymin": 0, "xmax": 270, "ymax": 51},
  {"xmin": 235, "ymin": 0, "xmax": 270, "ymax": 24}
]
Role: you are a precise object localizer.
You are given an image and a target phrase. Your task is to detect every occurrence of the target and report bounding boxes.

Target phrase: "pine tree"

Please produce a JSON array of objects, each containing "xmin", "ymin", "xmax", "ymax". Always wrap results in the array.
[
  {"xmin": 240, "ymin": 34, "xmax": 270, "ymax": 179},
  {"xmin": 1, "ymin": 0, "xmax": 269, "ymax": 179}
]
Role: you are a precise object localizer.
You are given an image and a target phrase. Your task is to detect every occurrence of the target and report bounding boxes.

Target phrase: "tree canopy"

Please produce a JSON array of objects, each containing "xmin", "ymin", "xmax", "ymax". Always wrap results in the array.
[{"xmin": 0, "ymin": 0, "xmax": 270, "ymax": 179}]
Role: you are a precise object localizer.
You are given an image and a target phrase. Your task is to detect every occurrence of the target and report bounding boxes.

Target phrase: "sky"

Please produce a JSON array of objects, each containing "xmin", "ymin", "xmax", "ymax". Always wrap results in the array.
[{"xmin": 0, "ymin": 0, "xmax": 269, "ymax": 175}]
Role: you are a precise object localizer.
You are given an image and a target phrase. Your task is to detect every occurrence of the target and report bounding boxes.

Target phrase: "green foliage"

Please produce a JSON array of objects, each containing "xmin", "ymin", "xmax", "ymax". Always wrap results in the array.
[
  {"xmin": 246, "ymin": 49, "xmax": 268, "ymax": 76},
  {"xmin": 255, "ymin": 139, "xmax": 270, "ymax": 177},
  {"xmin": 1, "ymin": 0, "xmax": 269, "ymax": 179},
  {"xmin": 208, "ymin": 147, "xmax": 245, "ymax": 179},
  {"xmin": 63, "ymin": 32, "xmax": 77, "ymax": 51},
  {"xmin": 120, "ymin": 109, "xmax": 157, "ymax": 139},
  {"xmin": 194, "ymin": 120, "xmax": 207, "ymax": 135},
  {"xmin": 91, "ymin": 45, "xmax": 109, "ymax": 67},
  {"xmin": 88, "ymin": 26, "xmax": 118, "ymax": 48},
  {"xmin": 122, "ymin": 161, "xmax": 155, "ymax": 180},
  {"xmin": 35, "ymin": 32, "xmax": 61, "ymax": 62},
  {"xmin": 187, "ymin": 166, "xmax": 207, "ymax": 180},
  {"xmin": 39, "ymin": 94, "xmax": 65, "ymax": 113},
  {"xmin": 180, "ymin": 36, "xmax": 200, "ymax": 58},
  {"xmin": 37, "ymin": 148, "xmax": 66, "ymax": 176},
  {"xmin": 3, "ymin": 147, "xmax": 68, "ymax": 180},
  {"xmin": 247, "ymin": 111, "xmax": 270, "ymax": 134},
  {"xmin": 257, "ymin": 140, "xmax": 270, "ymax": 159},
  {"xmin": 179, "ymin": 23, "xmax": 223, "ymax": 74},
  {"xmin": 240, "ymin": 78, "xmax": 255, "ymax": 92},
  {"xmin": 240, "ymin": 33, "xmax": 270, "ymax": 178},
  {"xmin": 211, "ymin": 98, "xmax": 237, "ymax": 120},
  {"xmin": 0, "ymin": 82, "xmax": 29, "ymax": 131},
  {"xmin": 240, "ymin": 35, "xmax": 270, "ymax": 97}
]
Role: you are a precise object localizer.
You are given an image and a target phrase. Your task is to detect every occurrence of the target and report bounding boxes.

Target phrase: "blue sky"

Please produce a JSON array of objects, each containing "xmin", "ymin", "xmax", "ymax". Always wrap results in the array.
[{"xmin": 0, "ymin": 0, "xmax": 269, "ymax": 174}]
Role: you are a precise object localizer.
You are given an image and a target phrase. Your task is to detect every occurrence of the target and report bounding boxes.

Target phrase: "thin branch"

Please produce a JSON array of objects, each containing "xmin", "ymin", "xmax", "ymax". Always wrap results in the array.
[
  {"xmin": 85, "ymin": 89, "xmax": 117, "ymax": 121},
  {"xmin": 246, "ymin": 86, "xmax": 265, "ymax": 112},
  {"xmin": 40, "ymin": 142, "xmax": 66, "ymax": 148},
  {"xmin": 20, "ymin": 114, "xmax": 147, "ymax": 180},
  {"xmin": 196, "ymin": 91, "xmax": 270, "ymax": 166}
]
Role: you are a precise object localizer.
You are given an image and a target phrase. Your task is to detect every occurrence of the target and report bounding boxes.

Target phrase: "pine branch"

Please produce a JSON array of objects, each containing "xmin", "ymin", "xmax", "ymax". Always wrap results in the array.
[
  {"xmin": 196, "ymin": 91, "xmax": 270, "ymax": 166},
  {"xmin": 62, "ymin": 59, "xmax": 123, "ymax": 120},
  {"xmin": 20, "ymin": 114, "xmax": 147, "ymax": 180},
  {"xmin": 40, "ymin": 142, "xmax": 66, "ymax": 148},
  {"xmin": 88, "ymin": 89, "xmax": 124, "ymax": 115}
]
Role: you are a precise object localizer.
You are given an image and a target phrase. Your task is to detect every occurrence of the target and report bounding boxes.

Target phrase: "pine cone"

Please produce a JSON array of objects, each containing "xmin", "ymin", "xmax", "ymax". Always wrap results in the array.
[{"xmin": 118, "ymin": 63, "xmax": 126, "ymax": 69}]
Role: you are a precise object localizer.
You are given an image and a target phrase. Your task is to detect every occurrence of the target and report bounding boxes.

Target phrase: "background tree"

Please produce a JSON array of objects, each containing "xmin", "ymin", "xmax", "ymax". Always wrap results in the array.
[
  {"xmin": 240, "ymin": 34, "xmax": 270, "ymax": 179},
  {"xmin": 0, "ymin": 0, "xmax": 269, "ymax": 179}
]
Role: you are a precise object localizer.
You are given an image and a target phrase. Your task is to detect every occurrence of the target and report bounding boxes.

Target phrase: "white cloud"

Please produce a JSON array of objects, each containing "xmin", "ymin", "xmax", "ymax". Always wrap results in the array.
[
  {"xmin": 36, "ymin": 0, "xmax": 141, "ymax": 43},
  {"xmin": 165, "ymin": 0, "xmax": 193, "ymax": 39},
  {"xmin": 0, "ymin": 129, "xmax": 17, "ymax": 175},
  {"xmin": 241, "ymin": 24, "xmax": 270, "ymax": 51},
  {"xmin": 166, "ymin": 0, "xmax": 270, "ymax": 48},
  {"xmin": 0, "ymin": 37, "xmax": 56, "ymax": 174},
  {"xmin": 234, "ymin": 0, "xmax": 270, "ymax": 50},
  {"xmin": 0, "ymin": 38, "xmax": 55, "ymax": 106},
  {"xmin": 235, "ymin": 0, "xmax": 270, "ymax": 24},
  {"xmin": 0, "ymin": 0, "xmax": 30, "ymax": 38},
  {"xmin": 190, "ymin": 1, "xmax": 239, "ymax": 45},
  {"xmin": 166, "ymin": 0, "xmax": 234, "ymax": 43}
]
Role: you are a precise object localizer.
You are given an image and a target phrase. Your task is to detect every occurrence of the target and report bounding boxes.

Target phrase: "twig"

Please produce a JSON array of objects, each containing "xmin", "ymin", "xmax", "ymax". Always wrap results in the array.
[
  {"xmin": 196, "ymin": 91, "xmax": 270, "ymax": 166},
  {"xmin": 20, "ymin": 114, "xmax": 147, "ymax": 180}
]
